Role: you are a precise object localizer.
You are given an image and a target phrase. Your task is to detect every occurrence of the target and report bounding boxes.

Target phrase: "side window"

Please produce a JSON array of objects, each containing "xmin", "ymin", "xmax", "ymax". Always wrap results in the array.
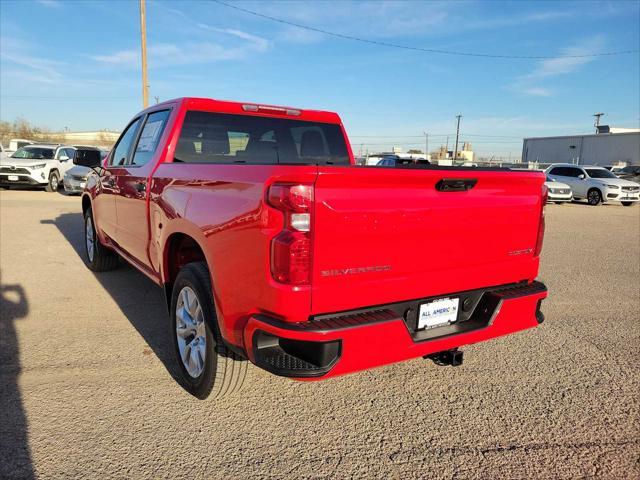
[
  {"xmin": 110, "ymin": 117, "xmax": 143, "ymax": 166},
  {"xmin": 64, "ymin": 148, "xmax": 76, "ymax": 160},
  {"xmin": 131, "ymin": 110, "xmax": 170, "ymax": 166},
  {"xmin": 548, "ymin": 167, "xmax": 561, "ymax": 176},
  {"xmin": 567, "ymin": 168, "xmax": 583, "ymax": 178},
  {"xmin": 55, "ymin": 148, "xmax": 66, "ymax": 160}
]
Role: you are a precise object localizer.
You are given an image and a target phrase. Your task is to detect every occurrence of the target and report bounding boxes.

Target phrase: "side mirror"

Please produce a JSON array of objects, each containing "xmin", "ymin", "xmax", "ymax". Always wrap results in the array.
[
  {"xmin": 59, "ymin": 155, "xmax": 70, "ymax": 161},
  {"xmin": 578, "ymin": 174, "xmax": 585, "ymax": 179},
  {"xmin": 74, "ymin": 154, "xmax": 102, "ymax": 168}
]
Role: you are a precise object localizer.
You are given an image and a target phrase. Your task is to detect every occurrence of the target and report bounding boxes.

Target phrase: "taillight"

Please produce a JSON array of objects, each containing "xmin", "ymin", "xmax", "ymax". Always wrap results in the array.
[
  {"xmin": 534, "ymin": 184, "xmax": 547, "ymax": 257},
  {"xmin": 267, "ymin": 183, "xmax": 313, "ymax": 285}
]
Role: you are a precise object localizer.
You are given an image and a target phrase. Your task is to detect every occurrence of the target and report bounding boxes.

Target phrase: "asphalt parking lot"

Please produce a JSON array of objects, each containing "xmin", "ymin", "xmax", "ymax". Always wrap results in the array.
[{"xmin": 1, "ymin": 190, "xmax": 638, "ymax": 479}]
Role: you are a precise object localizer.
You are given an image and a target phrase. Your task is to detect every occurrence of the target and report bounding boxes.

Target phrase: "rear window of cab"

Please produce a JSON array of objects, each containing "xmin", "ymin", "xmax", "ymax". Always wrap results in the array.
[{"xmin": 174, "ymin": 111, "xmax": 350, "ymax": 165}]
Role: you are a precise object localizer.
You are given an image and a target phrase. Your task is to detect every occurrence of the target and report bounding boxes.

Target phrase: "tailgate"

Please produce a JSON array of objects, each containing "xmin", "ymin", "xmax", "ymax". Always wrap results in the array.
[{"xmin": 311, "ymin": 166, "xmax": 544, "ymax": 314}]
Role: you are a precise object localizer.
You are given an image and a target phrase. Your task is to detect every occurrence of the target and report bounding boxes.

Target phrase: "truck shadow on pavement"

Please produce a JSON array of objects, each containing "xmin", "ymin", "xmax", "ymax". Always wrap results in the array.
[
  {"xmin": 41, "ymin": 213, "xmax": 183, "ymax": 387},
  {"xmin": 0, "ymin": 272, "xmax": 34, "ymax": 479}
]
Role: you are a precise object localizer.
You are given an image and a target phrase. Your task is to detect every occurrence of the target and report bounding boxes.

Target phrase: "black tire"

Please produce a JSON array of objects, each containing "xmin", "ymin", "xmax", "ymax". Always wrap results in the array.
[
  {"xmin": 84, "ymin": 208, "xmax": 119, "ymax": 271},
  {"xmin": 587, "ymin": 188, "xmax": 602, "ymax": 206},
  {"xmin": 555, "ymin": 201, "xmax": 565, "ymax": 205},
  {"xmin": 45, "ymin": 171, "xmax": 60, "ymax": 192},
  {"xmin": 621, "ymin": 202, "xmax": 634, "ymax": 207},
  {"xmin": 170, "ymin": 262, "xmax": 247, "ymax": 399}
]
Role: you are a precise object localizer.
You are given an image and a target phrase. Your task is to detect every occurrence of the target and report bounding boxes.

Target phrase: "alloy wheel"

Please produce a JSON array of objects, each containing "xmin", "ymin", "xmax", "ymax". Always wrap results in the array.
[
  {"xmin": 175, "ymin": 286, "xmax": 207, "ymax": 378},
  {"xmin": 85, "ymin": 216, "xmax": 95, "ymax": 262}
]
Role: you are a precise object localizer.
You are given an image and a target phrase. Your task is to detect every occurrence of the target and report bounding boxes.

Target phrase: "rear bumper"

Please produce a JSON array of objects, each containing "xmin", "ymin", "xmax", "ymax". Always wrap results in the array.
[{"xmin": 244, "ymin": 281, "xmax": 547, "ymax": 379}]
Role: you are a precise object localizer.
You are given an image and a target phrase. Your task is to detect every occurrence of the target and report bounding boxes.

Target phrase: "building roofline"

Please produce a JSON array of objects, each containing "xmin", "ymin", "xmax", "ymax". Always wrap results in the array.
[{"xmin": 524, "ymin": 132, "xmax": 640, "ymax": 141}]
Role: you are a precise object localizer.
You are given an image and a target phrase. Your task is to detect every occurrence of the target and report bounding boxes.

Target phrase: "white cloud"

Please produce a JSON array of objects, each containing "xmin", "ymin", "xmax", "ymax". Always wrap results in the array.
[
  {"xmin": 518, "ymin": 87, "xmax": 553, "ymax": 97},
  {"xmin": 90, "ymin": 42, "xmax": 255, "ymax": 68},
  {"xmin": 508, "ymin": 36, "xmax": 606, "ymax": 97},
  {"xmin": 196, "ymin": 23, "xmax": 270, "ymax": 52},
  {"xmin": 36, "ymin": 0, "xmax": 61, "ymax": 7},
  {"xmin": 0, "ymin": 37, "xmax": 65, "ymax": 80}
]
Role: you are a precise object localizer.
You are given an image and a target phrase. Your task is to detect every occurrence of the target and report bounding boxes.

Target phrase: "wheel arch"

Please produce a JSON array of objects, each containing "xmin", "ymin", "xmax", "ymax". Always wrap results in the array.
[
  {"xmin": 162, "ymin": 232, "xmax": 210, "ymax": 310},
  {"xmin": 81, "ymin": 194, "xmax": 92, "ymax": 217}
]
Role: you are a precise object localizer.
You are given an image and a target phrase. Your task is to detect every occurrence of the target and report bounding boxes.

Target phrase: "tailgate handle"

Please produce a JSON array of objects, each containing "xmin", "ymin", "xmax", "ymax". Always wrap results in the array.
[{"xmin": 436, "ymin": 178, "xmax": 477, "ymax": 192}]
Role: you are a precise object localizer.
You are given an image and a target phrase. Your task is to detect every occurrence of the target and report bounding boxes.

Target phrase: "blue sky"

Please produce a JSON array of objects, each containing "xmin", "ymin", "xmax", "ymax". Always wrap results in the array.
[{"xmin": 1, "ymin": 0, "xmax": 639, "ymax": 156}]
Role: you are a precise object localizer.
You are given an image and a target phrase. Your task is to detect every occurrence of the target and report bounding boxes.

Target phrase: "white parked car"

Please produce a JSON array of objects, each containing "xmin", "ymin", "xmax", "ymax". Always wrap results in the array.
[
  {"xmin": 545, "ymin": 164, "xmax": 640, "ymax": 206},
  {"xmin": 0, "ymin": 144, "xmax": 77, "ymax": 192},
  {"xmin": 544, "ymin": 177, "xmax": 572, "ymax": 203}
]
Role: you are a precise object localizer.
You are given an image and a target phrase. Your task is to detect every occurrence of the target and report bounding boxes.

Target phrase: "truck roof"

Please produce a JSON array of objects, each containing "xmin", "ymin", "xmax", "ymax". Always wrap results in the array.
[{"xmin": 147, "ymin": 97, "xmax": 343, "ymax": 125}]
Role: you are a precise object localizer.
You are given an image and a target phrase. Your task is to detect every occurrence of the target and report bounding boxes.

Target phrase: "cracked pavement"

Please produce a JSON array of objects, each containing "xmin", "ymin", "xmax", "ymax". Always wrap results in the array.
[{"xmin": 1, "ymin": 191, "xmax": 638, "ymax": 479}]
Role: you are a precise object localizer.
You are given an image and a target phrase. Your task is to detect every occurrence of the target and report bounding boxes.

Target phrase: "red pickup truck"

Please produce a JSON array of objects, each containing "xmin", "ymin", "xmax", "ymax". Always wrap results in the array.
[{"xmin": 80, "ymin": 97, "xmax": 548, "ymax": 399}]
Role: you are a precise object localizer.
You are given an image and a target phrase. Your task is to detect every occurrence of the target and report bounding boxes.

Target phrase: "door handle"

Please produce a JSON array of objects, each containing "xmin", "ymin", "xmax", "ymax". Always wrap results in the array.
[
  {"xmin": 135, "ymin": 181, "xmax": 146, "ymax": 193},
  {"xmin": 435, "ymin": 178, "xmax": 477, "ymax": 192}
]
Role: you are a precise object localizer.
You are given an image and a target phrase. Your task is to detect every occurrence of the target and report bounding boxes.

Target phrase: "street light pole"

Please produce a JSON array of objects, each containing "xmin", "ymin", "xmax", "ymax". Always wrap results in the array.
[
  {"xmin": 140, "ymin": 0, "xmax": 149, "ymax": 109},
  {"xmin": 453, "ymin": 115, "xmax": 462, "ymax": 162},
  {"xmin": 593, "ymin": 112, "xmax": 604, "ymax": 133},
  {"xmin": 423, "ymin": 131, "xmax": 428, "ymax": 158}
]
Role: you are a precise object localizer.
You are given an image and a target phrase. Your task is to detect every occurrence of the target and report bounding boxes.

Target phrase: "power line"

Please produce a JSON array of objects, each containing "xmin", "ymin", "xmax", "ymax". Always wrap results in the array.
[{"xmin": 212, "ymin": 0, "xmax": 639, "ymax": 59}]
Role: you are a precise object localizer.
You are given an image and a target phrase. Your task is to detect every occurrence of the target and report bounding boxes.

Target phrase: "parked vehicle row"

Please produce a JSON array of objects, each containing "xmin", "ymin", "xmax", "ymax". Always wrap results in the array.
[
  {"xmin": 0, "ymin": 144, "xmax": 107, "ymax": 192},
  {"xmin": 545, "ymin": 164, "xmax": 640, "ymax": 206}
]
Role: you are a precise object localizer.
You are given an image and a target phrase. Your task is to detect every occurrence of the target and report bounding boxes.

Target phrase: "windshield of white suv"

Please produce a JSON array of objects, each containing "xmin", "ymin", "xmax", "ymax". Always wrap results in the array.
[
  {"xmin": 585, "ymin": 168, "xmax": 617, "ymax": 179},
  {"xmin": 11, "ymin": 147, "xmax": 55, "ymax": 160}
]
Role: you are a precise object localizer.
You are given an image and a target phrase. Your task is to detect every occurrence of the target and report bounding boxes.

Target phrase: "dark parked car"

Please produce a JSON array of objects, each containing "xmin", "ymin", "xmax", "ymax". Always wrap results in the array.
[
  {"xmin": 617, "ymin": 165, "xmax": 640, "ymax": 184},
  {"xmin": 376, "ymin": 155, "xmax": 430, "ymax": 166}
]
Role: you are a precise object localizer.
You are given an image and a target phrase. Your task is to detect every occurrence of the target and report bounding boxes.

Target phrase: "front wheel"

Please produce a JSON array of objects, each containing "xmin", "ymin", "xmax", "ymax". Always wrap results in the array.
[
  {"xmin": 621, "ymin": 202, "xmax": 635, "ymax": 207},
  {"xmin": 84, "ymin": 208, "xmax": 119, "ymax": 271},
  {"xmin": 587, "ymin": 189, "xmax": 602, "ymax": 206},
  {"xmin": 170, "ymin": 262, "xmax": 247, "ymax": 399},
  {"xmin": 45, "ymin": 171, "xmax": 60, "ymax": 192}
]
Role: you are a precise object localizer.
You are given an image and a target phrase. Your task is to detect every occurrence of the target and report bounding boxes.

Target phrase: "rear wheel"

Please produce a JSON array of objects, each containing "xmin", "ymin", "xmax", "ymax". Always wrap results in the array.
[
  {"xmin": 587, "ymin": 188, "xmax": 602, "ymax": 206},
  {"xmin": 84, "ymin": 208, "xmax": 119, "ymax": 271},
  {"xmin": 170, "ymin": 262, "xmax": 247, "ymax": 399},
  {"xmin": 45, "ymin": 171, "xmax": 60, "ymax": 192},
  {"xmin": 622, "ymin": 202, "xmax": 634, "ymax": 207}
]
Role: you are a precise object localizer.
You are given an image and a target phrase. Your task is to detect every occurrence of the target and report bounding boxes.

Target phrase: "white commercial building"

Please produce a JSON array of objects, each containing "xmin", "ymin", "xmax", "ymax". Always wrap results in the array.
[{"xmin": 522, "ymin": 131, "xmax": 640, "ymax": 166}]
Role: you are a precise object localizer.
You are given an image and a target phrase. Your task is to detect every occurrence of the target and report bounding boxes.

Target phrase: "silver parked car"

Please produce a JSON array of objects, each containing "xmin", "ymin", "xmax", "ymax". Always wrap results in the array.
[{"xmin": 63, "ymin": 147, "xmax": 106, "ymax": 195}]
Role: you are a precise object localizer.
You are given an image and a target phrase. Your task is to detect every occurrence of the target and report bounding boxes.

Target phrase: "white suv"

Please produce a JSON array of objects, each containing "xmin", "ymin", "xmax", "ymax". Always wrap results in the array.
[
  {"xmin": 545, "ymin": 164, "xmax": 640, "ymax": 206},
  {"xmin": 0, "ymin": 144, "xmax": 77, "ymax": 192}
]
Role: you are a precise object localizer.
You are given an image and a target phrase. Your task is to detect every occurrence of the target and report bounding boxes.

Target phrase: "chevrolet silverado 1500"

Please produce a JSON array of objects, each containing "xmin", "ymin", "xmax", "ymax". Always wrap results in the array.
[{"xmin": 80, "ymin": 97, "xmax": 548, "ymax": 399}]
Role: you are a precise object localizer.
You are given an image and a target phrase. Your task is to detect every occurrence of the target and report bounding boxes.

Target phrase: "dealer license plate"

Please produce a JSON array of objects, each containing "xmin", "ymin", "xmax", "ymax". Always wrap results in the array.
[
  {"xmin": 8, "ymin": 175, "xmax": 19, "ymax": 181},
  {"xmin": 417, "ymin": 297, "xmax": 460, "ymax": 330}
]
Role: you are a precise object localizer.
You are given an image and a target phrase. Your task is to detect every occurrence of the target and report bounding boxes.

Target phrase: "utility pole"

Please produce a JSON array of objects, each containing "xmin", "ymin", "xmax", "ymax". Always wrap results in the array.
[
  {"xmin": 593, "ymin": 112, "xmax": 604, "ymax": 133},
  {"xmin": 140, "ymin": 0, "xmax": 149, "ymax": 109},
  {"xmin": 453, "ymin": 115, "xmax": 462, "ymax": 161},
  {"xmin": 423, "ymin": 131, "xmax": 428, "ymax": 157}
]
